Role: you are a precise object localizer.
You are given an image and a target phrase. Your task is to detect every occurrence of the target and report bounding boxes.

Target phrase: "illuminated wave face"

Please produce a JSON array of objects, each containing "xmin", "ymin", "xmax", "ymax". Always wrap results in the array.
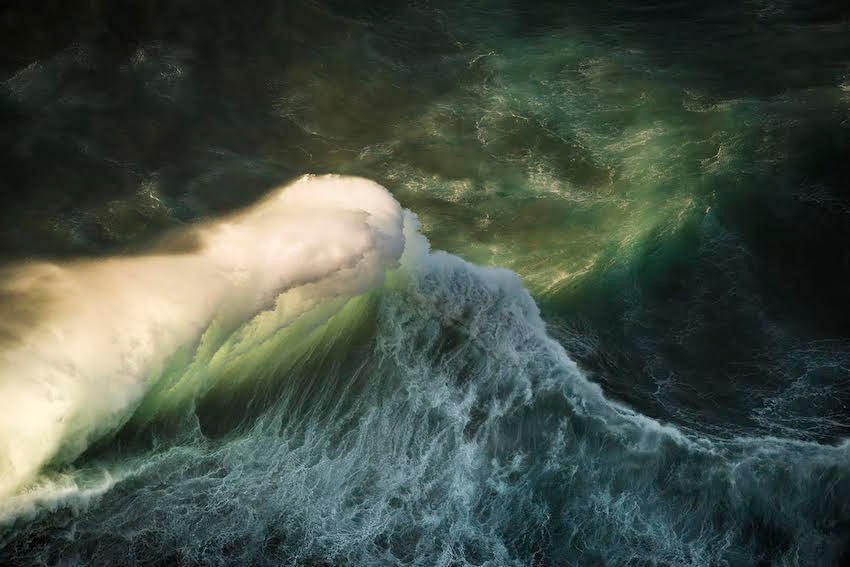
[{"xmin": 0, "ymin": 175, "xmax": 405, "ymax": 498}]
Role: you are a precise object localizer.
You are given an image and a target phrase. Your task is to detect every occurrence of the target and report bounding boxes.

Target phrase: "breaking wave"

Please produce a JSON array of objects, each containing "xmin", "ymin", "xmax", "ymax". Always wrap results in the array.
[{"xmin": 1, "ymin": 176, "xmax": 848, "ymax": 565}]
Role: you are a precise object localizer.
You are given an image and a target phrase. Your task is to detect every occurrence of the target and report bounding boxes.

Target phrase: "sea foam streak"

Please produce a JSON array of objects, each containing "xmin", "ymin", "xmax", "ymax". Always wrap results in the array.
[{"xmin": 0, "ymin": 175, "xmax": 404, "ymax": 498}]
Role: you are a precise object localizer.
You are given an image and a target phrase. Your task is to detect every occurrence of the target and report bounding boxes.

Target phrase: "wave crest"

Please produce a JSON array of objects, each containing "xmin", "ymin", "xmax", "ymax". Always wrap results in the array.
[{"xmin": 0, "ymin": 174, "xmax": 405, "ymax": 498}]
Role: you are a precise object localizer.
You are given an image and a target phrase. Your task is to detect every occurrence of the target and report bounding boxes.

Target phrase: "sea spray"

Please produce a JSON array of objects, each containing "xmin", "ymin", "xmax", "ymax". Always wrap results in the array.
[{"xmin": 0, "ymin": 175, "xmax": 404, "ymax": 499}]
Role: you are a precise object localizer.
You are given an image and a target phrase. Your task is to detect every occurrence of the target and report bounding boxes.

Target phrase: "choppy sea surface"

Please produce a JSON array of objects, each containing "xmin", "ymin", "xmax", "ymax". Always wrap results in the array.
[{"xmin": 1, "ymin": 2, "xmax": 850, "ymax": 565}]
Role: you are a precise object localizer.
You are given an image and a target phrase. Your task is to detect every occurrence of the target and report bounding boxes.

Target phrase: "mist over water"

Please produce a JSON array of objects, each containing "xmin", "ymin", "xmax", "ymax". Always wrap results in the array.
[{"xmin": 2, "ymin": 1, "xmax": 850, "ymax": 565}]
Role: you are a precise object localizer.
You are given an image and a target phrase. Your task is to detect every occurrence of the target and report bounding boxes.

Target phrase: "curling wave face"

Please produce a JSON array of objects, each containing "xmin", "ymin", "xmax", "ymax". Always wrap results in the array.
[{"xmin": 1, "ymin": 176, "xmax": 849, "ymax": 565}]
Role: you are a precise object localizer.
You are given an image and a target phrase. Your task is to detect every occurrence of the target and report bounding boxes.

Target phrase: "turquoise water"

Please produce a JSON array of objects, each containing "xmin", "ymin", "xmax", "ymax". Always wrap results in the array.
[{"xmin": 1, "ymin": 2, "xmax": 850, "ymax": 565}]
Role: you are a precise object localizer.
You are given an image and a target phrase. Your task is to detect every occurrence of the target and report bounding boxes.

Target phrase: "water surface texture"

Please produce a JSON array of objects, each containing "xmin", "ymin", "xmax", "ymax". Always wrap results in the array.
[{"xmin": 1, "ymin": 2, "xmax": 850, "ymax": 565}]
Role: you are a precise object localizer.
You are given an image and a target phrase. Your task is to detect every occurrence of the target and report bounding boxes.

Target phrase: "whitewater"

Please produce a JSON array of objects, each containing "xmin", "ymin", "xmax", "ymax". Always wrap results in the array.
[{"xmin": 1, "ymin": 176, "xmax": 848, "ymax": 565}]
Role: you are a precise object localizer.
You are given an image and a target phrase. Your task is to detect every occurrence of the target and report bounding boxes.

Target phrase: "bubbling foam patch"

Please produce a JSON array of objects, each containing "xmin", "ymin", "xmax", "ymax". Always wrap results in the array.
[{"xmin": 0, "ymin": 174, "xmax": 405, "ymax": 498}]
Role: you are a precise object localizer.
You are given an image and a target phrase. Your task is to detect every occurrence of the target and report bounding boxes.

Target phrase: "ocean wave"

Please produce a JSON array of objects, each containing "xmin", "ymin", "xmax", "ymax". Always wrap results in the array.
[{"xmin": 1, "ymin": 176, "xmax": 848, "ymax": 565}]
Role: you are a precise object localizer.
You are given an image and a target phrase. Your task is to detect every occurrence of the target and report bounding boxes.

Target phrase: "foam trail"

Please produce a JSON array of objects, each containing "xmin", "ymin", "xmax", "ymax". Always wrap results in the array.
[{"xmin": 0, "ymin": 174, "xmax": 405, "ymax": 498}]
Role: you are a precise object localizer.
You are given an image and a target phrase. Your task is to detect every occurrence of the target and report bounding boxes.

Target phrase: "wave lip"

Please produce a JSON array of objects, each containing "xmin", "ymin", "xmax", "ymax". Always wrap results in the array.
[{"xmin": 0, "ymin": 174, "xmax": 405, "ymax": 499}]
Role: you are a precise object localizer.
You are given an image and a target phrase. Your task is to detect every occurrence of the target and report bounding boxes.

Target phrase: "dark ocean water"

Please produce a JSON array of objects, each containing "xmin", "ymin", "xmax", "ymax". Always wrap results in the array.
[{"xmin": 1, "ymin": 1, "xmax": 850, "ymax": 565}]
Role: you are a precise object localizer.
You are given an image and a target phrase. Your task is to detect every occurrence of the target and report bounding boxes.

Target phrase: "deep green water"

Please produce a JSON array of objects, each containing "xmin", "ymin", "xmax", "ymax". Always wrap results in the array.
[{"xmin": 1, "ymin": 1, "xmax": 850, "ymax": 565}]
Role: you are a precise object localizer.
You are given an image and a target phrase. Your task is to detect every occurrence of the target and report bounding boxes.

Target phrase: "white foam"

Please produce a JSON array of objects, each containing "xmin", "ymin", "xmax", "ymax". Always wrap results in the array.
[{"xmin": 0, "ymin": 174, "xmax": 405, "ymax": 498}]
